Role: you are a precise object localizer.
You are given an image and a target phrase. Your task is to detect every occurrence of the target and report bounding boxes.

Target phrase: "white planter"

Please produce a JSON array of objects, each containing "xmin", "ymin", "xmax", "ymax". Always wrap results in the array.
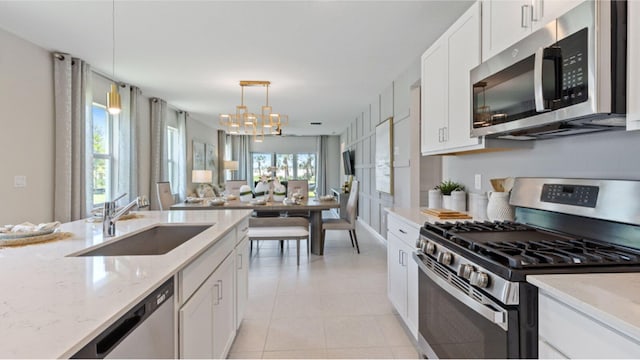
[{"xmin": 442, "ymin": 195, "xmax": 452, "ymax": 210}]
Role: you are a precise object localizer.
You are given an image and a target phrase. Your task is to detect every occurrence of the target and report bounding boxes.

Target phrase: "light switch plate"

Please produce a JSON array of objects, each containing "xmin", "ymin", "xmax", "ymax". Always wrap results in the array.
[
  {"xmin": 474, "ymin": 174, "xmax": 482, "ymax": 190},
  {"xmin": 14, "ymin": 175, "xmax": 26, "ymax": 188}
]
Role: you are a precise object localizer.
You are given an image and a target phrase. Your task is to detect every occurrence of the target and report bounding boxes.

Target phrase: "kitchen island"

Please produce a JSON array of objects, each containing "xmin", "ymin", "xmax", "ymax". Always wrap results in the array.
[{"xmin": 0, "ymin": 209, "xmax": 251, "ymax": 358}]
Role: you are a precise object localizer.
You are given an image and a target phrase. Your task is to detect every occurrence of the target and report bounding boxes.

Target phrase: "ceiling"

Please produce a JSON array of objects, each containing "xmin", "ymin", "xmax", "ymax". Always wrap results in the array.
[{"xmin": 0, "ymin": 1, "xmax": 472, "ymax": 136}]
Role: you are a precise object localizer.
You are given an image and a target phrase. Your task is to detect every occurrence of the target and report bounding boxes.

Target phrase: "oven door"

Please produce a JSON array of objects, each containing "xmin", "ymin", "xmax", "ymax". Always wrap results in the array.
[{"xmin": 413, "ymin": 252, "xmax": 520, "ymax": 359}]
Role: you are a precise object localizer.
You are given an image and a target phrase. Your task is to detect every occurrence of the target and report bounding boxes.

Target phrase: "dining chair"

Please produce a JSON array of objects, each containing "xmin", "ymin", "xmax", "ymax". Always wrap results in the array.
[
  {"xmin": 248, "ymin": 216, "xmax": 310, "ymax": 266},
  {"xmin": 225, "ymin": 180, "xmax": 248, "ymax": 196},
  {"xmin": 286, "ymin": 179, "xmax": 310, "ymax": 218},
  {"xmin": 156, "ymin": 181, "xmax": 175, "ymax": 210},
  {"xmin": 322, "ymin": 180, "xmax": 359, "ymax": 253}
]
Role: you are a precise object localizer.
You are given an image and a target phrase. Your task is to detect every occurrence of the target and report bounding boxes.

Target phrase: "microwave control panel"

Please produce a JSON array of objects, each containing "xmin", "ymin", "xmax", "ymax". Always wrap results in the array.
[
  {"xmin": 541, "ymin": 183, "xmax": 598, "ymax": 208},
  {"xmin": 559, "ymin": 28, "xmax": 588, "ymax": 106}
]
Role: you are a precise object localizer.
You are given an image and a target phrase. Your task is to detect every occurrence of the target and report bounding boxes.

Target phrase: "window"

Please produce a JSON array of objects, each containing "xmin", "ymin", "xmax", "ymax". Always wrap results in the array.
[
  {"xmin": 251, "ymin": 152, "xmax": 316, "ymax": 196},
  {"xmin": 92, "ymin": 103, "xmax": 112, "ymax": 207},
  {"xmin": 167, "ymin": 126, "xmax": 179, "ymax": 193}
]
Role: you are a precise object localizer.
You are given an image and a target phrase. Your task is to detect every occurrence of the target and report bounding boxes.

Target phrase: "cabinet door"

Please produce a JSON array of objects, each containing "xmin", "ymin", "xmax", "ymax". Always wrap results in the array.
[
  {"xmin": 406, "ymin": 248, "xmax": 419, "ymax": 339},
  {"xmin": 235, "ymin": 236, "xmax": 249, "ymax": 330},
  {"xmin": 628, "ymin": 0, "xmax": 640, "ymax": 130},
  {"xmin": 531, "ymin": 0, "xmax": 583, "ymax": 31},
  {"xmin": 387, "ymin": 232, "xmax": 407, "ymax": 317},
  {"xmin": 421, "ymin": 39, "xmax": 448, "ymax": 154},
  {"xmin": 179, "ymin": 276, "xmax": 215, "ymax": 358},
  {"xmin": 212, "ymin": 254, "xmax": 236, "ymax": 359},
  {"xmin": 482, "ymin": 0, "xmax": 531, "ymax": 61},
  {"xmin": 446, "ymin": 1, "xmax": 482, "ymax": 150}
]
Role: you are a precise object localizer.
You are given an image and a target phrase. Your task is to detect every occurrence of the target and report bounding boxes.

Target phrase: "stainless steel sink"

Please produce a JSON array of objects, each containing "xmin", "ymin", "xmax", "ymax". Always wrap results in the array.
[{"xmin": 75, "ymin": 224, "xmax": 213, "ymax": 256}]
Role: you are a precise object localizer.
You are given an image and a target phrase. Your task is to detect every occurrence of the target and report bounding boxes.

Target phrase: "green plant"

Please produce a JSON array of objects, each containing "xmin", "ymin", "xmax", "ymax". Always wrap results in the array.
[{"xmin": 435, "ymin": 180, "xmax": 465, "ymax": 195}]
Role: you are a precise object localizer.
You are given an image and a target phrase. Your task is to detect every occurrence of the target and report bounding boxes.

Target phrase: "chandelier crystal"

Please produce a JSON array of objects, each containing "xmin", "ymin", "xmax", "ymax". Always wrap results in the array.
[{"xmin": 220, "ymin": 80, "xmax": 288, "ymax": 142}]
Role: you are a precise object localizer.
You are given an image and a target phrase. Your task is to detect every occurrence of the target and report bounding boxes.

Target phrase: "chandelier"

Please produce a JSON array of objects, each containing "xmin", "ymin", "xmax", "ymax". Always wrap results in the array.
[{"xmin": 220, "ymin": 80, "xmax": 288, "ymax": 142}]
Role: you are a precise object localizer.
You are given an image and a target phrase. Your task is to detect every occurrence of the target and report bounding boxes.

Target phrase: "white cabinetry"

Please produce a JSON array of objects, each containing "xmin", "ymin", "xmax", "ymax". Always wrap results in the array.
[
  {"xmin": 538, "ymin": 291, "xmax": 640, "ymax": 358},
  {"xmin": 235, "ymin": 236, "xmax": 249, "ymax": 330},
  {"xmin": 421, "ymin": 1, "xmax": 483, "ymax": 155},
  {"xmin": 178, "ymin": 218, "xmax": 250, "ymax": 359},
  {"xmin": 628, "ymin": 0, "xmax": 640, "ymax": 130},
  {"xmin": 482, "ymin": 0, "xmax": 584, "ymax": 61},
  {"xmin": 386, "ymin": 212, "xmax": 419, "ymax": 338}
]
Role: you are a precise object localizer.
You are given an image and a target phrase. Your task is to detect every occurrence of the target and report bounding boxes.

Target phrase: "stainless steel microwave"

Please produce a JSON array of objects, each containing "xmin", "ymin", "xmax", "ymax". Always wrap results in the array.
[{"xmin": 470, "ymin": 0, "xmax": 627, "ymax": 140}]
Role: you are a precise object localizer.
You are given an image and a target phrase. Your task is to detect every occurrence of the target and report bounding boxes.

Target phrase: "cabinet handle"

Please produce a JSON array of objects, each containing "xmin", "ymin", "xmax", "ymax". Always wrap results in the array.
[
  {"xmin": 214, "ymin": 283, "xmax": 220, "ymax": 305},
  {"xmin": 237, "ymin": 253, "xmax": 243, "ymax": 270},
  {"xmin": 218, "ymin": 280, "xmax": 223, "ymax": 302},
  {"xmin": 521, "ymin": 4, "xmax": 530, "ymax": 28},
  {"xmin": 443, "ymin": 127, "xmax": 448, "ymax": 142},
  {"xmin": 438, "ymin": 128, "xmax": 442, "ymax": 143},
  {"xmin": 531, "ymin": 0, "xmax": 542, "ymax": 22},
  {"xmin": 399, "ymin": 229, "xmax": 407, "ymax": 234},
  {"xmin": 398, "ymin": 249, "xmax": 402, "ymax": 265}
]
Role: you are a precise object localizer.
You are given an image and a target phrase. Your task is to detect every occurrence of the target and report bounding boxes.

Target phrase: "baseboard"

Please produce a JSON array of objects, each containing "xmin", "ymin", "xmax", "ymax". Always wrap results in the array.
[{"xmin": 357, "ymin": 218, "xmax": 387, "ymax": 245}]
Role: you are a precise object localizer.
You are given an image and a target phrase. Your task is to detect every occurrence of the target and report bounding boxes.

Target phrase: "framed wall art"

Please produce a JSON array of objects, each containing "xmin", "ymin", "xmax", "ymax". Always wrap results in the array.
[{"xmin": 375, "ymin": 117, "xmax": 393, "ymax": 194}]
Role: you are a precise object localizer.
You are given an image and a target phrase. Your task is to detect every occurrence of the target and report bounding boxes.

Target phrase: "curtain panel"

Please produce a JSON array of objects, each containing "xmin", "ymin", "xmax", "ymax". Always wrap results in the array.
[
  {"xmin": 316, "ymin": 135, "xmax": 329, "ymax": 197},
  {"xmin": 150, "ymin": 98, "xmax": 168, "ymax": 210},
  {"xmin": 53, "ymin": 53, "xmax": 93, "ymax": 222},
  {"xmin": 230, "ymin": 135, "xmax": 251, "ymax": 182},
  {"xmin": 114, "ymin": 84, "xmax": 141, "ymax": 204},
  {"xmin": 217, "ymin": 130, "xmax": 226, "ymax": 184},
  {"xmin": 176, "ymin": 112, "xmax": 188, "ymax": 202}
]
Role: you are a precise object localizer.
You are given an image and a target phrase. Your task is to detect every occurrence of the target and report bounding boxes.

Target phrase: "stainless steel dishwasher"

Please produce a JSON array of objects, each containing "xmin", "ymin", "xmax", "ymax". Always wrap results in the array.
[{"xmin": 72, "ymin": 277, "xmax": 175, "ymax": 359}]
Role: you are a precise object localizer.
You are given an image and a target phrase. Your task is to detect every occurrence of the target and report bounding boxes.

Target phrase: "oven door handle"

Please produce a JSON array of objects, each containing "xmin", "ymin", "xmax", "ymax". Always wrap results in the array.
[
  {"xmin": 534, "ymin": 46, "xmax": 563, "ymax": 112},
  {"xmin": 413, "ymin": 252, "xmax": 509, "ymax": 331}
]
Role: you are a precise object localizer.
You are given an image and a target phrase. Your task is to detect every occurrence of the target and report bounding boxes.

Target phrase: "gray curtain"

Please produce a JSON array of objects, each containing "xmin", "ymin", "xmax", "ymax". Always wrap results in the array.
[
  {"xmin": 115, "ymin": 84, "xmax": 140, "ymax": 204},
  {"xmin": 150, "ymin": 98, "xmax": 168, "ymax": 210},
  {"xmin": 230, "ymin": 135, "xmax": 251, "ymax": 182},
  {"xmin": 217, "ymin": 130, "xmax": 226, "ymax": 184},
  {"xmin": 316, "ymin": 135, "xmax": 329, "ymax": 196},
  {"xmin": 176, "ymin": 112, "xmax": 188, "ymax": 202},
  {"xmin": 53, "ymin": 53, "xmax": 93, "ymax": 222}
]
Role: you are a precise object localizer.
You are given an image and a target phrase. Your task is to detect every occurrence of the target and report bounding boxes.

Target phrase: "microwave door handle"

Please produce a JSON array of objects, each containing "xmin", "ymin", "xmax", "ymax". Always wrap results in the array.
[{"xmin": 534, "ymin": 47, "xmax": 547, "ymax": 112}]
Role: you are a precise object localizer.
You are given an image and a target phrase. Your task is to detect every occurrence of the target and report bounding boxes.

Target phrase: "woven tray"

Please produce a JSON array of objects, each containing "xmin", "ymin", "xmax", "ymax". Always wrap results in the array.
[{"xmin": 0, "ymin": 232, "xmax": 73, "ymax": 247}]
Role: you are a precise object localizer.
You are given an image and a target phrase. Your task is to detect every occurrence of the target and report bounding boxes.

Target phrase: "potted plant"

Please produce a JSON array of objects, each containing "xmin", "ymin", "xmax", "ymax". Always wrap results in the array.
[{"xmin": 435, "ymin": 180, "xmax": 465, "ymax": 210}]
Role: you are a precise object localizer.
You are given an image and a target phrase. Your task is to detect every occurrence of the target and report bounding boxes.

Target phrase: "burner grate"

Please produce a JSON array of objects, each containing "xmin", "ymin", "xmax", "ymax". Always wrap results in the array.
[{"xmin": 423, "ymin": 220, "xmax": 640, "ymax": 269}]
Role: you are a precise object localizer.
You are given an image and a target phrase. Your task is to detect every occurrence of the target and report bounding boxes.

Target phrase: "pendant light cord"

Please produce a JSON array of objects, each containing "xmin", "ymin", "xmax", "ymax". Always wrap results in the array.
[{"xmin": 112, "ymin": 0, "xmax": 116, "ymax": 78}]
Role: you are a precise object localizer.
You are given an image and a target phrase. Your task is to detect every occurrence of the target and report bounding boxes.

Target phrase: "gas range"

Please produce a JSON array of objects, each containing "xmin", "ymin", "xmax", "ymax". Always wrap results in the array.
[{"xmin": 413, "ymin": 178, "xmax": 640, "ymax": 359}]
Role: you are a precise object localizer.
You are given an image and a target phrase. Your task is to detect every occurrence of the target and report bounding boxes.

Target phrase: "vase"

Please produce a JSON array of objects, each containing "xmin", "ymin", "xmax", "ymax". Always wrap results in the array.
[
  {"xmin": 442, "ymin": 195, "xmax": 452, "ymax": 210},
  {"xmin": 486, "ymin": 191, "xmax": 514, "ymax": 221},
  {"xmin": 451, "ymin": 190, "xmax": 466, "ymax": 212},
  {"xmin": 428, "ymin": 189, "xmax": 442, "ymax": 209}
]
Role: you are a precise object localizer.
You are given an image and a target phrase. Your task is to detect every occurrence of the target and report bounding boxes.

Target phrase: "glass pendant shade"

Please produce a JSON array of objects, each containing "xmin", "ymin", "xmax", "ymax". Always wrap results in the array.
[{"xmin": 107, "ymin": 83, "xmax": 121, "ymax": 115}]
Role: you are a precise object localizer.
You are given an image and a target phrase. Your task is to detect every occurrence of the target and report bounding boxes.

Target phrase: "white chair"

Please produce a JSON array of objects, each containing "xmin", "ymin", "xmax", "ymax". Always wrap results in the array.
[
  {"xmin": 225, "ymin": 180, "xmax": 248, "ymax": 197},
  {"xmin": 322, "ymin": 180, "xmax": 359, "ymax": 253},
  {"xmin": 156, "ymin": 181, "xmax": 175, "ymax": 210},
  {"xmin": 248, "ymin": 217, "xmax": 310, "ymax": 266},
  {"xmin": 286, "ymin": 180, "xmax": 309, "ymax": 199}
]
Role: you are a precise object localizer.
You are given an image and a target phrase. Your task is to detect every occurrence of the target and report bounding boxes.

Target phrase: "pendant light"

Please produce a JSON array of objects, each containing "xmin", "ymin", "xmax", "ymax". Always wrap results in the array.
[{"xmin": 106, "ymin": 0, "xmax": 121, "ymax": 115}]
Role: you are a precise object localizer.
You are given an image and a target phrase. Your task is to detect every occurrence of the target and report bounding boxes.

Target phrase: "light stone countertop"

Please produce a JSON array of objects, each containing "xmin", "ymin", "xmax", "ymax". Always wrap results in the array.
[
  {"xmin": 385, "ymin": 207, "xmax": 475, "ymax": 229},
  {"xmin": 528, "ymin": 273, "xmax": 640, "ymax": 342},
  {"xmin": 0, "ymin": 209, "xmax": 251, "ymax": 359}
]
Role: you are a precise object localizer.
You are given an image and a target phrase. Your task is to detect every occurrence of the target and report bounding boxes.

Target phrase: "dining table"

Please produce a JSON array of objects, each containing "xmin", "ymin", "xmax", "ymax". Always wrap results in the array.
[{"xmin": 170, "ymin": 198, "xmax": 340, "ymax": 255}]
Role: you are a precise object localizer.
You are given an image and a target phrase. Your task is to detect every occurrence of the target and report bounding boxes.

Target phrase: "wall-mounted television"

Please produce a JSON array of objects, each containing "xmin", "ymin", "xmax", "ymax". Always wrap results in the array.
[{"xmin": 342, "ymin": 150, "xmax": 355, "ymax": 175}]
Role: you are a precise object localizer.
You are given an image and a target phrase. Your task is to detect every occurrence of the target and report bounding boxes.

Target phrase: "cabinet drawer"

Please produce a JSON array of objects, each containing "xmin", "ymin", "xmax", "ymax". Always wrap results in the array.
[
  {"xmin": 180, "ymin": 230, "xmax": 235, "ymax": 305},
  {"xmin": 387, "ymin": 215, "xmax": 419, "ymax": 248},
  {"xmin": 236, "ymin": 218, "xmax": 249, "ymax": 245},
  {"xmin": 539, "ymin": 292, "xmax": 640, "ymax": 358}
]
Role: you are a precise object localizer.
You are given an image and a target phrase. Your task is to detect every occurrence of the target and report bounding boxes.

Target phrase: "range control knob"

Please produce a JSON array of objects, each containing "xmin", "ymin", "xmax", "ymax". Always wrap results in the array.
[
  {"xmin": 415, "ymin": 238, "xmax": 423, "ymax": 249},
  {"xmin": 470, "ymin": 271, "xmax": 490, "ymax": 288},
  {"xmin": 425, "ymin": 242, "xmax": 437, "ymax": 255},
  {"xmin": 437, "ymin": 251, "xmax": 453, "ymax": 265},
  {"xmin": 457, "ymin": 264, "xmax": 474, "ymax": 279}
]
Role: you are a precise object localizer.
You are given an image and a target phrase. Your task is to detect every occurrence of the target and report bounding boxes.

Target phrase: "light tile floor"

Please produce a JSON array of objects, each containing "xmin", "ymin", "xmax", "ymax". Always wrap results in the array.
[{"xmin": 228, "ymin": 215, "xmax": 420, "ymax": 359}]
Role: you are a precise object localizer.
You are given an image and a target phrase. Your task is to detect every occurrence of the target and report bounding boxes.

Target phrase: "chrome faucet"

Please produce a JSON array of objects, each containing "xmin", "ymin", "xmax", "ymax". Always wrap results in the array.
[{"xmin": 103, "ymin": 195, "xmax": 149, "ymax": 237}]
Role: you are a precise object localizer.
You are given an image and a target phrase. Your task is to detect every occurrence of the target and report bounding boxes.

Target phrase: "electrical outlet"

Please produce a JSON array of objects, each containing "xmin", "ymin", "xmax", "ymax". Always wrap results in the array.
[
  {"xmin": 14, "ymin": 175, "xmax": 26, "ymax": 188},
  {"xmin": 474, "ymin": 174, "xmax": 482, "ymax": 190}
]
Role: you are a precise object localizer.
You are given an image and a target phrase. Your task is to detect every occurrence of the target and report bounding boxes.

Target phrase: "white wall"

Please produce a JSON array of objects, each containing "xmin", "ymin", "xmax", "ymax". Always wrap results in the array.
[
  {"xmin": 0, "ymin": 28, "xmax": 54, "ymax": 224},
  {"xmin": 443, "ymin": 129, "xmax": 640, "ymax": 192}
]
